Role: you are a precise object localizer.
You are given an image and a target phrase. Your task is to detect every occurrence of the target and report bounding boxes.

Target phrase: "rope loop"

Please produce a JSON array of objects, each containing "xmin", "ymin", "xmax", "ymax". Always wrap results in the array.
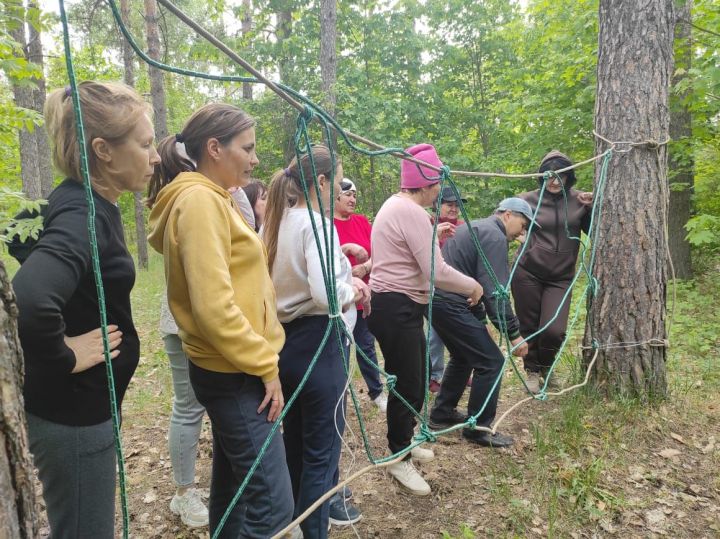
[
  {"xmin": 299, "ymin": 105, "xmax": 314, "ymax": 123},
  {"xmin": 385, "ymin": 374, "xmax": 398, "ymax": 393},
  {"xmin": 439, "ymin": 164, "xmax": 451, "ymax": 180},
  {"xmin": 418, "ymin": 423, "xmax": 438, "ymax": 443}
]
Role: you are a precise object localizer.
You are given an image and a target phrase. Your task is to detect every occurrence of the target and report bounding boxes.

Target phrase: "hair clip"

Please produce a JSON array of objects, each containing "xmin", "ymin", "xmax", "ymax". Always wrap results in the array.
[{"xmin": 175, "ymin": 133, "xmax": 185, "ymax": 143}]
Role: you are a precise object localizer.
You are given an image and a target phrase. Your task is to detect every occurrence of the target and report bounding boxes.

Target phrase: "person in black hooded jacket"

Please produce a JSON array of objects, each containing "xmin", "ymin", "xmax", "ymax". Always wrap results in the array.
[{"xmin": 512, "ymin": 150, "xmax": 593, "ymax": 392}]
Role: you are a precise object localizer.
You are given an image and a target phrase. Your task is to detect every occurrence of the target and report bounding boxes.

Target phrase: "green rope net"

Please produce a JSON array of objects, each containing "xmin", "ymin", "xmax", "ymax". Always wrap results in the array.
[{"xmin": 55, "ymin": 0, "xmax": 613, "ymax": 536}]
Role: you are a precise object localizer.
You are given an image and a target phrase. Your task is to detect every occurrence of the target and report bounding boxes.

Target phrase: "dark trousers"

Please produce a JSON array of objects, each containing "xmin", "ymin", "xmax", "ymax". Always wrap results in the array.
[
  {"xmin": 429, "ymin": 300, "xmax": 505, "ymax": 428},
  {"xmin": 189, "ymin": 363, "xmax": 294, "ymax": 539},
  {"xmin": 353, "ymin": 314, "xmax": 384, "ymax": 399},
  {"xmin": 367, "ymin": 292, "xmax": 427, "ymax": 456},
  {"xmin": 26, "ymin": 413, "xmax": 116, "ymax": 539},
  {"xmin": 511, "ymin": 265, "xmax": 572, "ymax": 373},
  {"xmin": 280, "ymin": 316, "xmax": 348, "ymax": 539}
]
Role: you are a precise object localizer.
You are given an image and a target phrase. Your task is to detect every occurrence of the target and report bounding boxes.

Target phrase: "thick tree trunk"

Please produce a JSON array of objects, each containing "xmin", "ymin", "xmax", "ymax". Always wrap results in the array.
[
  {"xmin": 0, "ymin": 261, "xmax": 38, "ymax": 537},
  {"xmin": 241, "ymin": 0, "xmax": 253, "ymax": 100},
  {"xmin": 584, "ymin": 0, "xmax": 674, "ymax": 398},
  {"xmin": 668, "ymin": 0, "xmax": 693, "ymax": 279}
]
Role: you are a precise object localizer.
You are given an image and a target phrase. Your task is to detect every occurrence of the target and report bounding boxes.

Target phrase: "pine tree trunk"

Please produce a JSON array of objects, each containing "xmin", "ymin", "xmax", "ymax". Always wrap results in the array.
[
  {"xmin": 668, "ymin": 0, "xmax": 693, "ymax": 279},
  {"xmin": 7, "ymin": 1, "xmax": 42, "ymax": 200},
  {"xmin": 0, "ymin": 260, "xmax": 38, "ymax": 537},
  {"xmin": 241, "ymin": 0, "xmax": 253, "ymax": 100},
  {"xmin": 584, "ymin": 0, "xmax": 674, "ymax": 398},
  {"xmin": 277, "ymin": 7, "xmax": 295, "ymax": 163},
  {"xmin": 26, "ymin": 1, "xmax": 53, "ymax": 198},
  {"xmin": 144, "ymin": 0, "xmax": 168, "ymax": 140},
  {"xmin": 319, "ymin": 0, "xmax": 337, "ymax": 148},
  {"xmin": 121, "ymin": 0, "xmax": 149, "ymax": 269}
]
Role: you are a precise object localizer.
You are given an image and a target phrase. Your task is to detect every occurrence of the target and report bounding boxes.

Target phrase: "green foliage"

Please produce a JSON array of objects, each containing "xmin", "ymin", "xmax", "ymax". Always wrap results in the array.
[
  {"xmin": 0, "ymin": 188, "xmax": 45, "ymax": 248},
  {"xmin": 685, "ymin": 214, "xmax": 720, "ymax": 251}
]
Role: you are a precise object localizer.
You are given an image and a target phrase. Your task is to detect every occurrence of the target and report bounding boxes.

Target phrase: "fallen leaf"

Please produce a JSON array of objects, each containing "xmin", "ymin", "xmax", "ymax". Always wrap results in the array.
[
  {"xmin": 142, "ymin": 490, "xmax": 157, "ymax": 504},
  {"xmin": 670, "ymin": 432, "xmax": 685, "ymax": 444},
  {"xmin": 658, "ymin": 448, "xmax": 681, "ymax": 459}
]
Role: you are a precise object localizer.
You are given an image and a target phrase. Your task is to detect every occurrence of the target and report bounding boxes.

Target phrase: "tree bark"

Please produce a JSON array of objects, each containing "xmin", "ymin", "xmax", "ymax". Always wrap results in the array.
[
  {"xmin": 241, "ymin": 0, "xmax": 253, "ymax": 100},
  {"xmin": 319, "ymin": 0, "xmax": 337, "ymax": 148},
  {"xmin": 26, "ymin": 1, "xmax": 53, "ymax": 198},
  {"xmin": 7, "ymin": 0, "xmax": 52, "ymax": 200},
  {"xmin": 0, "ymin": 260, "xmax": 38, "ymax": 537},
  {"xmin": 142, "ymin": 0, "xmax": 169, "ymax": 270},
  {"xmin": 144, "ymin": 0, "xmax": 168, "ymax": 140},
  {"xmin": 121, "ymin": 0, "xmax": 149, "ymax": 270},
  {"xmin": 584, "ymin": 0, "xmax": 674, "ymax": 398},
  {"xmin": 667, "ymin": 0, "xmax": 693, "ymax": 279},
  {"xmin": 277, "ymin": 6, "xmax": 296, "ymax": 163}
]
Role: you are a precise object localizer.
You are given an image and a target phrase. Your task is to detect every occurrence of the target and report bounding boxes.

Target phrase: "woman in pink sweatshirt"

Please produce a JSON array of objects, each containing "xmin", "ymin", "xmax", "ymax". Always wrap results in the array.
[{"xmin": 367, "ymin": 144, "xmax": 483, "ymax": 496}]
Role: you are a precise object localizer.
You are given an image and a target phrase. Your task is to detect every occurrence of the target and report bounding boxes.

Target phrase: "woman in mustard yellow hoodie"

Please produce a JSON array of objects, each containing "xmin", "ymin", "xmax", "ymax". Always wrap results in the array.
[{"xmin": 147, "ymin": 103, "xmax": 293, "ymax": 538}]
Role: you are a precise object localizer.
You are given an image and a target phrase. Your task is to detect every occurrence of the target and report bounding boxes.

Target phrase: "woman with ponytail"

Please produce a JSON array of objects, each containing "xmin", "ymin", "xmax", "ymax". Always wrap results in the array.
[
  {"xmin": 263, "ymin": 145, "xmax": 369, "ymax": 538},
  {"xmin": 147, "ymin": 103, "xmax": 293, "ymax": 538},
  {"xmin": 9, "ymin": 81, "xmax": 159, "ymax": 538}
]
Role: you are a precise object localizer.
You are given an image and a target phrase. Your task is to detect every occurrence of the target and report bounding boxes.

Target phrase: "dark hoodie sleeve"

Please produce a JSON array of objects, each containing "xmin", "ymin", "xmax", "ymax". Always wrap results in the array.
[
  {"xmin": 475, "ymin": 237, "xmax": 521, "ymax": 339},
  {"xmin": 11, "ymin": 202, "xmax": 98, "ymax": 375}
]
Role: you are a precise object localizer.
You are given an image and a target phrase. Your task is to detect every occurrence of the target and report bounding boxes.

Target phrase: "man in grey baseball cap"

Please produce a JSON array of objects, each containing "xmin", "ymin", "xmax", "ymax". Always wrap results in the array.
[{"xmin": 428, "ymin": 198, "xmax": 531, "ymax": 448}]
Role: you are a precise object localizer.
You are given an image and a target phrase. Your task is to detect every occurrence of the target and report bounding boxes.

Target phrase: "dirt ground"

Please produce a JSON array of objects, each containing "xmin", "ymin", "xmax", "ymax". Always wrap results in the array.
[{"xmin": 34, "ymin": 356, "xmax": 720, "ymax": 539}]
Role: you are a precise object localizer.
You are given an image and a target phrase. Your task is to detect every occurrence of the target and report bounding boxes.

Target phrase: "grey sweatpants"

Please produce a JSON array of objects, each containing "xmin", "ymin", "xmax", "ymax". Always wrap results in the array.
[{"xmin": 26, "ymin": 412, "xmax": 116, "ymax": 539}]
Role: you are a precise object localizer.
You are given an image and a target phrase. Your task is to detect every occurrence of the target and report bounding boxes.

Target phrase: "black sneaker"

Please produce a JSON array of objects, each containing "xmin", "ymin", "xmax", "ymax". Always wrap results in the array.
[
  {"xmin": 462, "ymin": 429, "xmax": 514, "ymax": 448},
  {"xmin": 328, "ymin": 493, "xmax": 362, "ymax": 526},
  {"xmin": 428, "ymin": 408, "xmax": 467, "ymax": 430}
]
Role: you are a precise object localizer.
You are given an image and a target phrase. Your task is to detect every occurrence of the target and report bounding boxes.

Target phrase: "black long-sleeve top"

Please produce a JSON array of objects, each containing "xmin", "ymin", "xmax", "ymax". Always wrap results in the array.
[
  {"xmin": 435, "ymin": 217, "xmax": 521, "ymax": 339},
  {"xmin": 9, "ymin": 179, "xmax": 139, "ymax": 426}
]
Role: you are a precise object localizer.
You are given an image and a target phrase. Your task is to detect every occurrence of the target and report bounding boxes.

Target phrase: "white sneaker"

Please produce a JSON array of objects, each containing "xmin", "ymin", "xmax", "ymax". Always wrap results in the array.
[
  {"xmin": 372, "ymin": 392, "xmax": 388, "ymax": 413},
  {"xmin": 388, "ymin": 459, "xmax": 431, "ymax": 495},
  {"xmin": 410, "ymin": 446, "xmax": 434, "ymax": 464},
  {"xmin": 170, "ymin": 488, "xmax": 209, "ymax": 528}
]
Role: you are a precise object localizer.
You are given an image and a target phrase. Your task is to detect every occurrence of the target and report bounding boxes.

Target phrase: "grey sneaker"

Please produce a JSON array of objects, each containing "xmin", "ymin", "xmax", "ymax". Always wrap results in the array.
[
  {"xmin": 525, "ymin": 371, "xmax": 541, "ymax": 393},
  {"xmin": 170, "ymin": 488, "xmax": 209, "ymax": 528}
]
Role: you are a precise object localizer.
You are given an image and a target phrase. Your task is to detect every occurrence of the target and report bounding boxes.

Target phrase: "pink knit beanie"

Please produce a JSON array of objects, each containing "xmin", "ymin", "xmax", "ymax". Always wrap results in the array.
[{"xmin": 400, "ymin": 143, "xmax": 443, "ymax": 189}]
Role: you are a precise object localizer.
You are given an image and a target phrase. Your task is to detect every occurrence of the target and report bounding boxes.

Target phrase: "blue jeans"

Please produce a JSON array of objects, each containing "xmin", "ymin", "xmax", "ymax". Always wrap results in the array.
[
  {"xmin": 189, "ymin": 363, "xmax": 294, "ymax": 538},
  {"xmin": 353, "ymin": 315, "xmax": 383, "ymax": 399},
  {"xmin": 164, "ymin": 334, "xmax": 205, "ymax": 487},
  {"xmin": 27, "ymin": 412, "xmax": 116, "ymax": 539},
  {"xmin": 430, "ymin": 299, "xmax": 505, "ymax": 428},
  {"xmin": 280, "ymin": 316, "xmax": 348, "ymax": 539},
  {"xmin": 428, "ymin": 325, "xmax": 446, "ymax": 382}
]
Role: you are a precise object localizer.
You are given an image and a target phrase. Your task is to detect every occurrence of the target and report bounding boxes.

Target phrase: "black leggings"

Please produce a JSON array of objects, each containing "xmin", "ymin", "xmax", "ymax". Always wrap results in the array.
[{"xmin": 367, "ymin": 291, "xmax": 427, "ymax": 456}]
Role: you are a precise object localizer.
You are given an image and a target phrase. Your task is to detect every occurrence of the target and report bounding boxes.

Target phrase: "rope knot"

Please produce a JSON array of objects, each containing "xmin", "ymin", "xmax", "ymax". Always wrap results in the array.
[
  {"xmin": 299, "ymin": 105, "xmax": 314, "ymax": 122},
  {"xmin": 418, "ymin": 424, "xmax": 437, "ymax": 443},
  {"xmin": 439, "ymin": 165, "xmax": 451, "ymax": 180},
  {"xmin": 465, "ymin": 416, "xmax": 477, "ymax": 430},
  {"xmin": 385, "ymin": 375, "xmax": 397, "ymax": 393}
]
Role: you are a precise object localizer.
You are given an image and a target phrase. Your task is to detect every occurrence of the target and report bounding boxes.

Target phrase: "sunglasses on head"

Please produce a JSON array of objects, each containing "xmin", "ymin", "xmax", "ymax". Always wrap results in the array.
[{"xmin": 340, "ymin": 180, "xmax": 353, "ymax": 191}]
